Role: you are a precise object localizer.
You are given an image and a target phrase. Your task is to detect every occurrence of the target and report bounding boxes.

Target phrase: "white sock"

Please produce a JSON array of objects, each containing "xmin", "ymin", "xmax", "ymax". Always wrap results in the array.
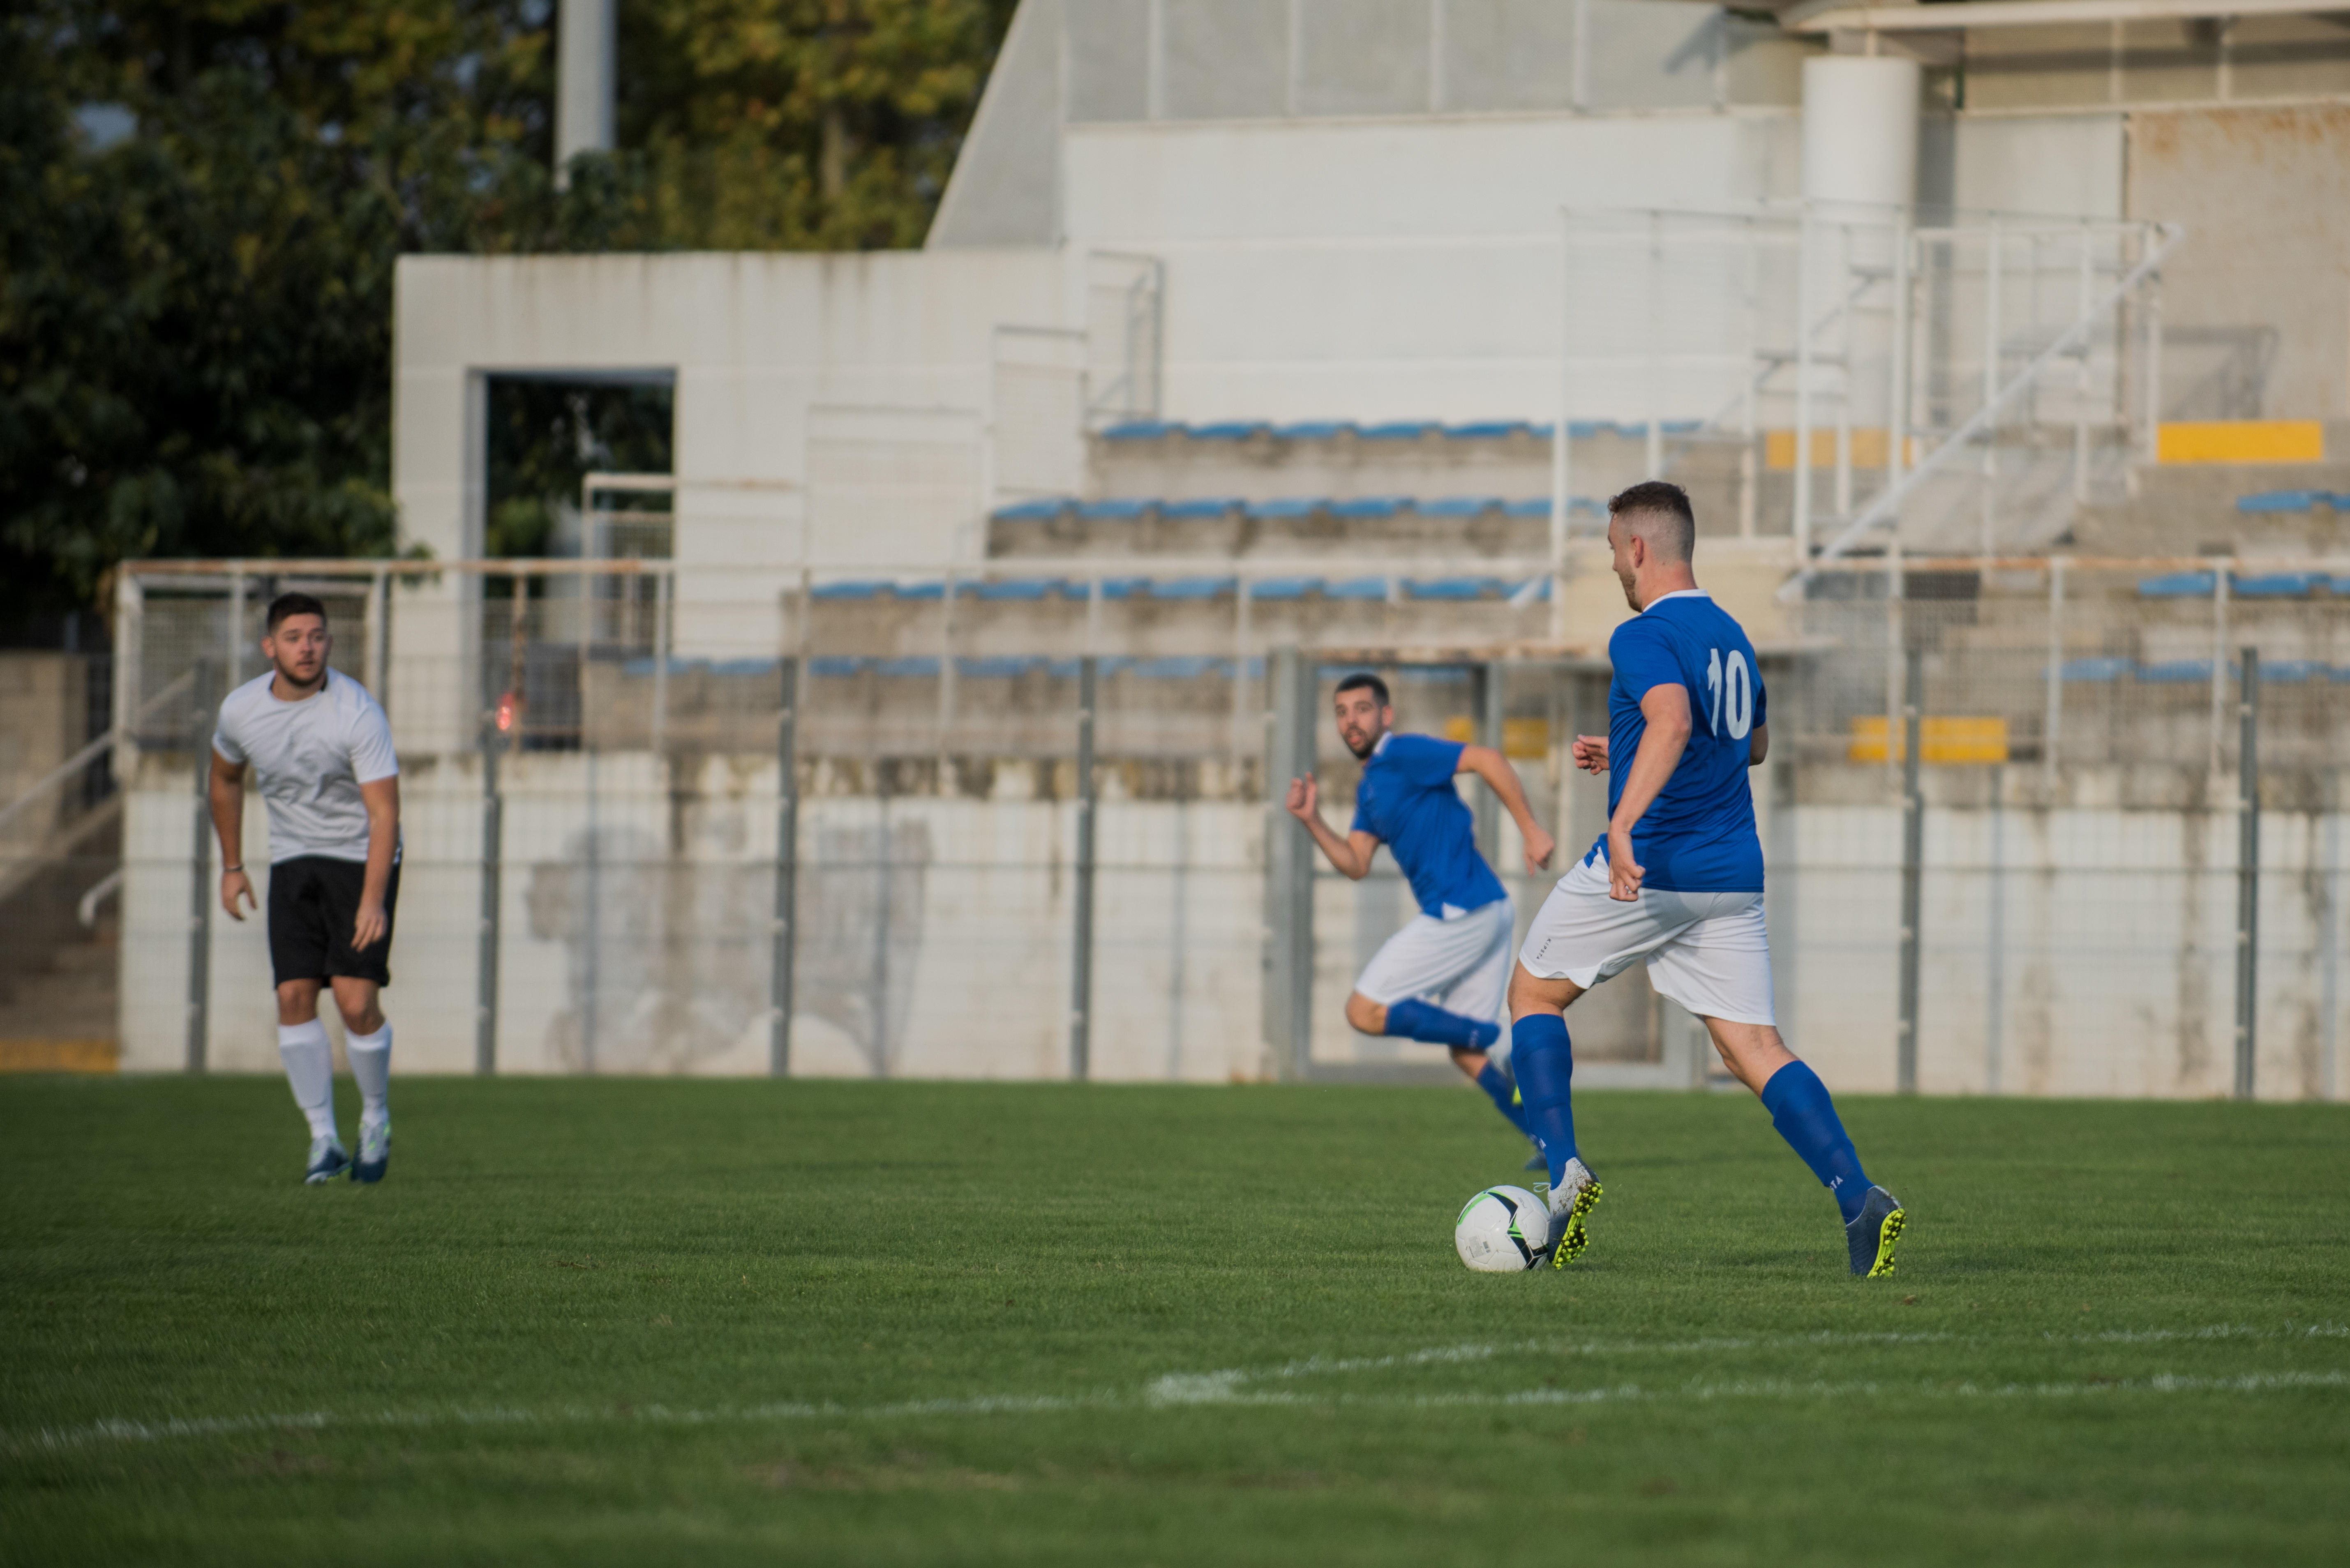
[
  {"xmin": 347, "ymin": 1021, "xmax": 392, "ymax": 1129},
  {"xmin": 278, "ymin": 1020, "xmax": 337, "ymax": 1141}
]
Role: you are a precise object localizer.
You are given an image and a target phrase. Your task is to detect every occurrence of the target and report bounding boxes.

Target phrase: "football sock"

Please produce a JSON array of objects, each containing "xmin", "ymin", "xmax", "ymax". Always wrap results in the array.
[
  {"xmin": 346, "ymin": 1021, "xmax": 392, "ymax": 1129},
  {"xmin": 1759, "ymin": 1060, "xmax": 1870, "ymax": 1224},
  {"xmin": 1383, "ymin": 999, "xmax": 1502, "ymax": 1051},
  {"xmin": 1473, "ymin": 1061, "xmax": 1533, "ymax": 1138},
  {"xmin": 1510, "ymin": 1013, "xmax": 1578, "ymax": 1190},
  {"xmin": 277, "ymin": 1019, "xmax": 337, "ymax": 1141}
]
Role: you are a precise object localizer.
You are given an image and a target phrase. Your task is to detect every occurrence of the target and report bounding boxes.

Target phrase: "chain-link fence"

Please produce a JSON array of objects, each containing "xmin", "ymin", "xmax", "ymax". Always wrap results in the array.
[{"xmin": 14, "ymin": 552, "xmax": 2330, "ymax": 1099}]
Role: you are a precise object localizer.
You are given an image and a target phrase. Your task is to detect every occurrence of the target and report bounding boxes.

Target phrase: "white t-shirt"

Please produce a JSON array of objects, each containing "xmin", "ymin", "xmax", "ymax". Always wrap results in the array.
[{"xmin": 212, "ymin": 670, "xmax": 401, "ymax": 864}]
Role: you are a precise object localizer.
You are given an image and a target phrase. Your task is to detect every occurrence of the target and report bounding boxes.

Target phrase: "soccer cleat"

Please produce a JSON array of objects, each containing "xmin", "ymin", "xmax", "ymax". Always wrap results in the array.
[
  {"xmin": 1847, "ymin": 1185, "xmax": 1905, "ymax": 1277},
  {"xmin": 1547, "ymin": 1157, "xmax": 1603, "ymax": 1268},
  {"xmin": 304, "ymin": 1136, "xmax": 351, "ymax": 1185},
  {"xmin": 351, "ymin": 1121, "xmax": 390, "ymax": 1185}
]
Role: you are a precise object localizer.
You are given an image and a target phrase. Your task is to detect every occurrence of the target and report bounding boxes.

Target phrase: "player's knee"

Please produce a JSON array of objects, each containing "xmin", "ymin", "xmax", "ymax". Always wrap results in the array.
[
  {"xmin": 1343, "ymin": 993, "xmax": 1385, "ymax": 1035},
  {"xmin": 275, "ymin": 984, "xmax": 319, "ymax": 1026}
]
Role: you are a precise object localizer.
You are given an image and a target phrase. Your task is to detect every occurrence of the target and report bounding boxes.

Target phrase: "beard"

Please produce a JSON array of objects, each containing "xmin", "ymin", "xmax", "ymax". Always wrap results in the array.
[
  {"xmin": 271, "ymin": 652, "xmax": 326, "ymax": 689},
  {"xmin": 1342, "ymin": 728, "xmax": 1378, "ymax": 760}
]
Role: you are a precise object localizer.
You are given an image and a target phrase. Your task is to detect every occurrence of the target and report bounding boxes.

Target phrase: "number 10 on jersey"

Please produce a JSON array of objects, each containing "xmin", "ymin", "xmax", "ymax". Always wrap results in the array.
[{"xmin": 1705, "ymin": 648, "xmax": 1753, "ymax": 740}]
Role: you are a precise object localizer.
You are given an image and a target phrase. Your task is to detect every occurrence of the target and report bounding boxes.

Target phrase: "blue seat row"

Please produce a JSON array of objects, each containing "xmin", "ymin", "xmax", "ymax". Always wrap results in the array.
[
  {"xmin": 2137, "ymin": 571, "xmax": 2349, "ymax": 598},
  {"xmin": 2236, "ymin": 491, "xmax": 2348, "ymax": 513},
  {"xmin": 1098, "ymin": 419, "xmax": 1703, "ymax": 443},
  {"xmin": 2061, "ymin": 658, "xmax": 2350, "ymax": 684},
  {"xmin": 992, "ymin": 495, "xmax": 1608, "ymax": 523},
  {"xmin": 806, "ymin": 655, "xmax": 1266, "ymax": 680},
  {"xmin": 808, "ymin": 575, "xmax": 1550, "ymax": 604}
]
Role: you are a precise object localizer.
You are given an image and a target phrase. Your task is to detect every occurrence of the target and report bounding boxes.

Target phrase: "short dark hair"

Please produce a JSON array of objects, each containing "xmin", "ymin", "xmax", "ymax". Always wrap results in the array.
[
  {"xmin": 265, "ymin": 592, "xmax": 328, "ymax": 633},
  {"xmin": 1335, "ymin": 671, "xmax": 1390, "ymax": 708},
  {"xmin": 1607, "ymin": 480, "xmax": 1697, "ymax": 564}
]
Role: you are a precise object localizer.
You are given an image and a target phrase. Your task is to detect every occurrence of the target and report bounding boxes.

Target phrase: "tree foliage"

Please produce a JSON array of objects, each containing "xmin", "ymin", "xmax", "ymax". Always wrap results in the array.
[{"xmin": 0, "ymin": 0, "xmax": 1015, "ymax": 623}]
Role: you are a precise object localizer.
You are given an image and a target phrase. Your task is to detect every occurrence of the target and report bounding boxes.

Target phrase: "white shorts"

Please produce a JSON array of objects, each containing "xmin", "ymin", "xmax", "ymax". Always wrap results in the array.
[
  {"xmin": 1516, "ymin": 856, "xmax": 1776, "ymax": 1026},
  {"xmin": 1355, "ymin": 897, "xmax": 1515, "ymax": 1026}
]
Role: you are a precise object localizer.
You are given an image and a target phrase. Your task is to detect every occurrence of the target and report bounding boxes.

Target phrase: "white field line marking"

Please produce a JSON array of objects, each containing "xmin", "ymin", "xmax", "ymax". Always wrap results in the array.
[{"xmin": 13, "ymin": 1322, "xmax": 2345, "ymax": 1456}]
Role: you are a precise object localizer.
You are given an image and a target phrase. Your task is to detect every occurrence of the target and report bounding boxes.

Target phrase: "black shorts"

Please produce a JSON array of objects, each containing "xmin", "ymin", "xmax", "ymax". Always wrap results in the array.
[{"xmin": 266, "ymin": 855, "xmax": 399, "ymax": 988}]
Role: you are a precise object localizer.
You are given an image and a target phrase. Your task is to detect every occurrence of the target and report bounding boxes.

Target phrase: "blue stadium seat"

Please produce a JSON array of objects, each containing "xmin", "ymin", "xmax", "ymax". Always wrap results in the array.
[
  {"xmin": 1444, "ymin": 421, "xmax": 1528, "ymax": 440},
  {"xmin": 1094, "ymin": 577, "xmax": 1153, "ymax": 600},
  {"xmin": 1359, "ymin": 421, "xmax": 1436, "ymax": 440},
  {"xmin": 712, "ymin": 658, "xmax": 775, "ymax": 677},
  {"xmin": 966, "ymin": 578, "xmax": 1065, "ymax": 601},
  {"xmin": 957, "ymin": 656, "xmax": 1045, "ymax": 679},
  {"xmin": 1247, "ymin": 576, "xmax": 1323, "ymax": 600},
  {"xmin": 1406, "ymin": 577, "xmax": 1502, "ymax": 600},
  {"xmin": 1246, "ymin": 497, "xmax": 1323, "ymax": 519},
  {"xmin": 2137, "ymin": 572, "xmax": 2217, "ymax": 597},
  {"xmin": 1160, "ymin": 497, "xmax": 1238, "ymax": 519},
  {"xmin": 1324, "ymin": 577, "xmax": 1391, "ymax": 601},
  {"xmin": 1274, "ymin": 421, "xmax": 1350, "ymax": 440},
  {"xmin": 1076, "ymin": 499, "xmax": 1150, "ymax": 521},
  {"xmin": 1330, "ymin": 496, "xmax": 1406, "ymax": 519},
  {"xmin": 875, "ymin": 656, "xmax": 942, "ymax": 678},
  {"xmin": 810, "ymin": 581, "xmax": 886, "ymax": 600},
  {"xmin": 809, "ymin": 656, "xmax": 867, "ymax": 677},
  {"xmin": 1129, "ymin": 656, "xmax": 1233, "ymax": 679},
  {"xmin": 2059, "ymin": 657, "xmax": 2132, "ymax": 683},
  {"xmin": 1189, "ymin": 420, "xmax": 1266, "ymax": 440},
  {"xmin": 1503, "ymin": 499, "xmax": 1553, "ymax": 519},
  {"xmin": 2235, "ymin": 491, "xmax": 2319, "ymax": 513},
  {"xmin": 1417, "ymin": 497, "xmax": 1500, "ymax": 517},
  {"xmin": 892, "ymin": 581, "xmax": 944, "ymax": 601},
  {"xmin": 1149, "ymin": 577, "xmax": 1237, "ymax": 600},
  {"xmin": 990, "ymin": 497, "xmax": 1070, "ymax": 521},
  {"xmin": 1100, "ymin": 420, "xmax": 1175, "ymax": 441},
  {"xmin": 2138, "ymin": 659, "xmax": 2215, "ymax": 683},
  {"xmin": 2258, "ymin": 660, "xmax": 2326, "ymax": 684},
  {"xmin": 2232, "ymin": 572, "xmax": 2322, "ymax": 598}
]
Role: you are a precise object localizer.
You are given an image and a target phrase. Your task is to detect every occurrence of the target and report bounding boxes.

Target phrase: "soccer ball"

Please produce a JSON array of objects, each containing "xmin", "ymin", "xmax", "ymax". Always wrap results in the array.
[{"xmin": 1454, "ymin": 1185, "xmax": 1553, "ymax": 1272}]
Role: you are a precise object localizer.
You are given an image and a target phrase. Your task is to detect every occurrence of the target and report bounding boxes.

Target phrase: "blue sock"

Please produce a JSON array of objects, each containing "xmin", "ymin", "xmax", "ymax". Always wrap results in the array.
[
  {"xmin": 1383, "ymin": 999, "xmax": 1501, "ymax": 1051},
  {"xmin": 1510, "ymin": 1014, "xmax": 1577, "ymax": 1189},
  {"xmin": 1759, "ymin": 1061, "xmax": 1871, "ymax": 1224},
  {"xmin": 1473, "ymin": 1061, "xmax": 1532, "ymax": 1138}
]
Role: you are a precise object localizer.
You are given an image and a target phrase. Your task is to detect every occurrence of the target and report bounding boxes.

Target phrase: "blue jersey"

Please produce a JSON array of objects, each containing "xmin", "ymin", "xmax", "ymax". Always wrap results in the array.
[
  {"xmin": 1588, "ymin": 590, "xmax": 1768, "ymax": 892},
  {"xmin": 1350, "ymin": 733, "xmax": 1507, "ymax": 918}
]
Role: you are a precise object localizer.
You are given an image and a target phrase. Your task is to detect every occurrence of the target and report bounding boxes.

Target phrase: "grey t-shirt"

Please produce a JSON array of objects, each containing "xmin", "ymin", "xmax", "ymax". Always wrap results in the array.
[{"xmin": 212, "ymin": 670, "xmax": 401, "ymax": 863}]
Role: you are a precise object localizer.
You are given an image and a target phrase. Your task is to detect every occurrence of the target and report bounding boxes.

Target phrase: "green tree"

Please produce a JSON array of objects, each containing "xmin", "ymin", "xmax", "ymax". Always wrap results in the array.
[{"xmin": 0, "ymin": 0, "xmax": 1016, "ymax": 624}]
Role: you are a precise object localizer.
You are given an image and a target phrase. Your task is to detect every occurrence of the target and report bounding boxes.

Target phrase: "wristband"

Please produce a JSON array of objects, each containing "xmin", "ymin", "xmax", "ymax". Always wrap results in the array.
[{"xmin": 223, "ymin": 864, "xmax": 243, "ymax": 874}]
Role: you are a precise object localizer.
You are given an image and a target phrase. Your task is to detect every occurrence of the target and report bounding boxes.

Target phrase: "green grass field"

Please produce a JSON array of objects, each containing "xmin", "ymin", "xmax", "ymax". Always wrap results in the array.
[{"xmin": 2, "ymin": 1075, "xmax": 2346, "ymax": 1566}]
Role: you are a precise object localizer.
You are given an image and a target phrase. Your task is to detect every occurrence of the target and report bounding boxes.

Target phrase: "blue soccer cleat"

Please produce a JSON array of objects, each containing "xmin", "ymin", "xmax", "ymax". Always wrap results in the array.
[
  {"xmin": 1847, "ymin": 1185, "xmax": 1905, "ymax": 1277},
  {"xmin": 304, "ymin": 1136, "xmax": 351, "ymax": 1185},
  {"xmin": 351, "ymin": 1121, "xmax": 390, "ymax": 1185}
]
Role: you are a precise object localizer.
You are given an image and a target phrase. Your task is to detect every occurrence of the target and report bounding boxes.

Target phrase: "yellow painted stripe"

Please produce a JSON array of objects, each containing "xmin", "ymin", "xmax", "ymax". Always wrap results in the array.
[
  {"xmin": 1763, "ymin": 429, "xmax": 1922, "ymax": 471},
  {"xmin": 2156, "ymin": 421, "xmax": 2325, "ymax": 464},
  {"xmin": 0, "ymin": 1040, "xmax": 119, "ymax": 1073},
  {"xmin": 1849, "ymin": 716, "xmax": 2010, "ymax": 764}
]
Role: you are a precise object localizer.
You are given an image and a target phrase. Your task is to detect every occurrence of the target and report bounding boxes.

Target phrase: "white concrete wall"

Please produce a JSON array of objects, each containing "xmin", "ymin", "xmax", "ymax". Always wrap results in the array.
[{"xmin": 121, "ymin": 761, "xmax": 2348, "ymax": 1100}]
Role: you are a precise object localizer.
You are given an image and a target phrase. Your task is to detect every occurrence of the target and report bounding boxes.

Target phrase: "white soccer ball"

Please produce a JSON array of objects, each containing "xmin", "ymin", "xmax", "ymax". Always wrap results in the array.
[{"xmin": 1454, "ymin": 1185, "xmax": 1553, "ymax": 1273}]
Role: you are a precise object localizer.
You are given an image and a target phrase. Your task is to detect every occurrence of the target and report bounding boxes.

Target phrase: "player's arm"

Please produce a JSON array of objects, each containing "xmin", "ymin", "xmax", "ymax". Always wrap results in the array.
[
  {"xmin": 1748, "ymin": 722, "xmax": 1769, "ymax": 767},
  {"xmin": 207, "ymin": 749, "xmax": 255, "ymax": 920},
  {"xmin": 1604, "ymin": 683, "xmax": 1694, "ymax": 902},
  {"xmin": 1456, "ymin": 745, "xmax": 1556, "ymax": 874},
  {"xmin": 1283, "ymin": 773, "xmax": 1378, "ymax": 880},
  {"xmin": 353, "ymin": 777, "xmax": 399, "ymax": 950}
]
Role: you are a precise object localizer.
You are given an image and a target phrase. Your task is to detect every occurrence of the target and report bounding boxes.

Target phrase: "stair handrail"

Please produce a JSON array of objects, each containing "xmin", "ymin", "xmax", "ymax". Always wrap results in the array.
[
  {"xmin": 0, "ymin": 668, "xmax": 196, "ymax": 836},
  {"xmin": 1782, "ymin": 221, "xmax": 2184, "ymax": 599}
]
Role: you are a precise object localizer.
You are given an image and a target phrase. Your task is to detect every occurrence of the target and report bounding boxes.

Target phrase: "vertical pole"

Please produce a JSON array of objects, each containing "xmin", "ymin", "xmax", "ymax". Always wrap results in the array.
[
  {"xmin": 1071, "ymin": 655, "xmax": 1098, "ymax": 1081},
  {"xmin": 582, "ymin": 747, "xmax": 599, "ymax": 1073},
  {"xmin": 1551, "ymin": 210, "xmax": 1574, "ymax": 638},
  {"xmin": 771, "ymin": 655, "xmax": 799, "ymax": 1077},
  {"xmin": 2144, "ymin": 257, "xmax": 2165, "ymax": 461},
  {"xmin": 937, "ymin": 569, "xmax": 957, "ymax": 782},
  {"xmin": 1985, "ymin": 763, "xmax": 2006, "ymax": 1095},
  {"xmin": 2319, "ymin": 773, "xmax": 2341, "ymax": 1102},
  {"xmin": 186, "ymin": 667, "xmax": 215, "ymax": 1074},
  {"xmin": 476, "ymin": 714, "xmax": 503, "ymax": 1076},
  {"xmin": 650, "ymin": 568, "xmax": 671, "ymax": 756},
  {"xmin": 1834, "ymin": 224, "xmax": 1854, "ymax": 524},
  {"xmin": 1475, "ymin": 661, "xmax": 1503, "ymax": 867},
  {"xmin": 1646, "ymin": 212, "xmax": 1664, "ymax": 481},
  {"xmin": 1886, "ymin": 212, "xmax": 1911, "ymax": 500},
  {"xmin": 1231, "ymin": 579, "xmax": 1253, "ymax": 773},
  {"xmin": 2233, "ymin": 646, "xmax": 2259, "ymax": 1099},
  {"xmin": 365, "ymin": 567, "xmax": 388, "ymax": 702},
  {"xmin": 1794, "ymin": 208, "xmax": 1816, "ymax": 559},
  {"xmin": 1884, "ymin": 550, "xmax": 1904, "ymax": 788},
  {"xmin": 2043, "ymin": 558, "xmax": 2066, "ymax": 787},
  {"xmin": 2208, "ymin": 567, "xmax": 2230, "ymax": 778},
  {"xmin": 114, "ymin": 573, "xmax": 143, "ymax": 779},
  {"xmin": 1896, "ymin": 646, "xmax": 1924, "ymax": 1095},
  {"xmin": 1741, "ymin": 217, "xmax": 1760, "ymax": 540},
  {"xmin": 226, "ymin": 567, "xmax": 245, "ymax": 690},
  {"xmin": 1981, "ymin": 222, "xmax": 2003, "ymax": 560},
  {"xmin": 2073, "ymin": 223, "xmax": 2094, "ymax": 504}
]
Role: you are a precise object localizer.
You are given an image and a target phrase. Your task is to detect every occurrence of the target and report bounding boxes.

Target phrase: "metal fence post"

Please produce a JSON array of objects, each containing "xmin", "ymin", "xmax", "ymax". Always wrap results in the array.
[
  {"xmin": 476, "ymin": 714, "xmax": 503, "ymax": 1076},
  {"xmin": 1473, "ymin": 660, "xmax": 1503, "ymax": 865},
  {"xmin": 185, "ymin": 667, "xmax": 215, "ymax": 1074},
  {"xmin": 1896, "ymin": 647, "xmax": 1924, "ymax": 1095},
  {"xmin": 2234, "ymin": 646, "xmax": 2259, "ymax": 1100},
  {"xmin": 1071, "ymin": 655, "xmax": 1098, "ymax": 1081},
  {"xmin": 771, "ymin": 655, "xmax": 799, "ymax": 1078},
  {"xmin": 1263, "ymin": 646, "xmax": 1315, "ymax": 1081}
]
